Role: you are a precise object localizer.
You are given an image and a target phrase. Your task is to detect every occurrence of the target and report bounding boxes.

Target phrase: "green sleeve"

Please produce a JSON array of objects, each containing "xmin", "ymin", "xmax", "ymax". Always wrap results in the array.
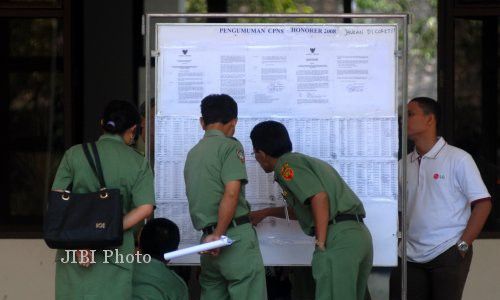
[
  {"xmin": 221, "ymin": 141, "xmax": 248, "ymax": 185},
  {"xmin": 51, "ymin": 148, "xmax": 74, "ymax": 190},
  {"xmin": 279, "ymin": 159, "xmax": 324, "ymax": 205},
  {"xmin": 131, "ymin": 158, "xmax": 155, "ymax": 207},
  {"xmin": 132, "ymin": 285, "xmax": 163, "ymax": 300},
  {"xmin": 168, "ymin": 285, "xmax": 189, "ymax": 300}
]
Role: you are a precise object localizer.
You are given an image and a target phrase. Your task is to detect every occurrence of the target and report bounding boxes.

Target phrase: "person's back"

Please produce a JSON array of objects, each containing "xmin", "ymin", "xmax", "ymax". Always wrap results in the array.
[
  {"xmin": 52, "ymin": 100, "xmax": 154, "ymax": 300},
  {"xmin": 133, "ymin": 258, "xmax": 188, "ymax": 300},
  {"xmin": 133, "ymin": 218, "xmax": 188, "ymax": 300},
  {"xmin": 184, "ymin": 94, "xmax": 266, "ymax": 300},
  {"xmin": 281, "ymin": 152, "xmax": 365, "ymax": 216},
  {"xmin": 54, "ymin": 110, "xmax": 154, "ymax": 268},
  {"xmin": 249, "ymin": 120, "xmax": 372, "ymax": 300},
  {"xmin": 64, "ymin": 135, "xmax": 147, "ymax": 198},
  {"xmin": 185, "ymin": 131, "xmax": 250, "ymax": 230}
]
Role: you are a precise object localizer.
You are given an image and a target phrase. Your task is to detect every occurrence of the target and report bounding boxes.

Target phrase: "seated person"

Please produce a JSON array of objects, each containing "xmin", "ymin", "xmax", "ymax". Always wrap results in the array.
[{"xmin": 133, "ymin": 218, "xmax": 188, "ymax": 300}]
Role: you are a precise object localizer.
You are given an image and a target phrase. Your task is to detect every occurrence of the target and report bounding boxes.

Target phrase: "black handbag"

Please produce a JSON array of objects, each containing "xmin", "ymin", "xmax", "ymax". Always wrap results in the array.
[{"xmin": 43, "ymin": 142, "xmax": 124, "ymax": 249}]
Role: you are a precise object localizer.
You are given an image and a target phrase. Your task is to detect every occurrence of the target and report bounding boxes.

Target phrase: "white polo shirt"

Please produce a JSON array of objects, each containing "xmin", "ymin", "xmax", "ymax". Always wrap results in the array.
[{"xmin": 405, "ymin": 137, "xmax": 490, "ymax": 263}]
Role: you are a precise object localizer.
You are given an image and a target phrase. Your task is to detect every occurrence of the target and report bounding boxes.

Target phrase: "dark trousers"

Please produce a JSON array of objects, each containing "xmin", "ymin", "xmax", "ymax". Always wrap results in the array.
[{"xmin": 389, "ymin": 245, "xmax": 473, "ymax": 300}]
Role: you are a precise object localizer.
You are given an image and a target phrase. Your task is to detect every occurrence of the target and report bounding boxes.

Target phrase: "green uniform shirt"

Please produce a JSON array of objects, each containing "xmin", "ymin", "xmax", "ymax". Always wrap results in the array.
[
  {"xmin": 133, "ymin": 260, "xmax": 188, "ymax": 300},
  {"xmin": 184, "ymin": 129, "xmax": 250, "ymax": 230},
  {"xmin": 52, "ymin": 134, "xmax": 155, "ymax": 269},
  {"xmin": 274, "ymin": 152, "xmax": 365, "ymax": 236}
]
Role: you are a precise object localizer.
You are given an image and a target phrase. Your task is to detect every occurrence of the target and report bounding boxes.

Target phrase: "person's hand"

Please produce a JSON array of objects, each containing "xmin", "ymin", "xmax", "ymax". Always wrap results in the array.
[
  {"xmin": 249, "ymin": 210, "xmax": 267, "ymax": 226},
  {"xmin": 76, "ymin": 249, "xmax": 93, "ymax": 268},
  {"xmin": 201, "ymin": 234, "xmax": 222, "ymax": 256},
  {"xmin": 315, "ymin": 240, "xmax": 326, "ymax": 252}
]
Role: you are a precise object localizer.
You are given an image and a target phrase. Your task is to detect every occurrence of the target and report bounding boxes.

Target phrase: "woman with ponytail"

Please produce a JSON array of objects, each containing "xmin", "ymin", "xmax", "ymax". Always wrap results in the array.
[{"xmin": 51, "ymin": 100, "xmax": 155, "ymax": 300}]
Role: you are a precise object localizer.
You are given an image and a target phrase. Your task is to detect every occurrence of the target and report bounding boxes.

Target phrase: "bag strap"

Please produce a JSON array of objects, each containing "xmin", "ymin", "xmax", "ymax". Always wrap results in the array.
[
  {"xmin": 82, "ymin": 143, "xmax": 106, "ymax": 189},
  {"xmin": 90, "ymin": 142, "xmax": 107, "ymax": 188}
]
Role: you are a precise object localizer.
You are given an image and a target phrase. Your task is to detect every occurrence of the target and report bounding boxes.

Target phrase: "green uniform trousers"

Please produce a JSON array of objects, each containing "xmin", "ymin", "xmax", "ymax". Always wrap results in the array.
[
  {"xmin": 56, "ymin": 258, "xmax": 132, "ymax": 300},
  {"xmin": 312, "ymin": 220, "xmax": 373, "ymax": 300},
  {"xmin": 200, "ymin": 223, "xmax": 267, "ymax": 300}
]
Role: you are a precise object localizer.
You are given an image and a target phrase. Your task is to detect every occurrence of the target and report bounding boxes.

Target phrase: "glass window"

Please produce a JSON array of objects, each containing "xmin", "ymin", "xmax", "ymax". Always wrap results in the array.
[
  {"xmin": 453, "ymin": 17, "xmax": 500, "ymax": 233},
  {"xmin": 0, "ymin": 0, "xmax": 61, "ymax": 8},
  {"xmin": 453, "ymin": 19, "xmax": 482, "ymax": 154},
  {"xmin": 0, "ymin": 18, "xmax": 65, "ymax": 234},
  {"xmin": 353, "ymin": 0, "xmax": 438, "ymax": 99}
]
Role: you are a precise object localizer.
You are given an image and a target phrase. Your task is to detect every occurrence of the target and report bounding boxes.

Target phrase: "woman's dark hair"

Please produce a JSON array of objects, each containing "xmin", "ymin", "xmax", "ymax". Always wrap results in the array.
[
  {"xmin": 250, "ymin": 121, "xmax": 292, "ymax": 158},
  {"xmin": 201, "ymin": 94, "xmax": 238, "ymax": 125},
  {"xmin": 101, "ymin": 100, "xmax": 140, "ymax": 134},
  {"xmin": 139, "ymin": 218, "xmax": 180, "ymax": 262}
]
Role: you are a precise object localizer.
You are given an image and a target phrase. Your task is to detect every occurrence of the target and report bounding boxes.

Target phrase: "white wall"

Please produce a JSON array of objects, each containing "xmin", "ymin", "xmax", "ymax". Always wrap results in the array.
[
  {"xmin": 463, "ymin": 239, "xmax": 500, "ymax": 300},
  {"xmin": 1, "ymin": 239, "xmax": 499, "ymax": 300},
  {"xmin": 0, "ymin": 240, "xmax": 56, "ymax": 299}
]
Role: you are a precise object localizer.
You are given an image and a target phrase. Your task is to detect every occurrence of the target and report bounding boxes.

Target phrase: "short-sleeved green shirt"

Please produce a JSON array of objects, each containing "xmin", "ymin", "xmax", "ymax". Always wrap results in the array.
[
  {"xmin": 52, "ymin": 134, "xmax": 155, "ymax": 268},
  {"xmin": 274, "ymin": 152, "xmax": 365, "ymax": 236},
  {"xmin": 184, "ymin": 129, "xmax": 250, "ymax": 230},
  {"xmin": 132, "ymin": 260, "xmax": 189, "ymax": 300}
]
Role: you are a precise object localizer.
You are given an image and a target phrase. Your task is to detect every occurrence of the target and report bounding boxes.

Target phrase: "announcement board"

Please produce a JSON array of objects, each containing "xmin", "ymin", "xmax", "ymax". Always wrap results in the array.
[{"xmin": 154, "ymin": 24, "xmax": 398, "ymax": 266}]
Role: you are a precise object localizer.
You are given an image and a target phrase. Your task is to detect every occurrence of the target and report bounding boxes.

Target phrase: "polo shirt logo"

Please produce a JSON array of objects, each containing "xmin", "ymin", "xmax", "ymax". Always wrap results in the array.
[{"xmin": 433, "ymin": 173, "xmax": 445, "ymax": 180}]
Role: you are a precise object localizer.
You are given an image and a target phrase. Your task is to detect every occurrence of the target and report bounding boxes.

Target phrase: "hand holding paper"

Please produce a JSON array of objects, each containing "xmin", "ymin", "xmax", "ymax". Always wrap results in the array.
[
  {"xmin": 163, "ymin": 235, "xmax": 234, "ymax": 261},
  {"xmin": 202, "ymin": 234, "xmax": 222, "ymax": 256}
]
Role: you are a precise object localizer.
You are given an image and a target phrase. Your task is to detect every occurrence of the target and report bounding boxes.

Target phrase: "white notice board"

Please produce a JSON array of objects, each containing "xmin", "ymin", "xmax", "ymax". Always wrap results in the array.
[{"xmin": 154, "ymin": 24, "xmax": 399, "ymax": 266}]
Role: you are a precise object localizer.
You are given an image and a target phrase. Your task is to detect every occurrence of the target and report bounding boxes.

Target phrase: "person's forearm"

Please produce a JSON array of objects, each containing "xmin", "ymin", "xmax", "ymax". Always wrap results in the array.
[
  {"xmin": 311, "ymin": 192, "xmax": 330, "ymax": 246},
  {"xmin": 214, "ymin": 185, "xmax": 240, "ymax": 237},
  {"xmin": 461, "ymin": 198, "xmax": 492, "ymax": 245},
  {"xmin": 123, "ymin": 204, "xmax": 154, "ymax": 230}
]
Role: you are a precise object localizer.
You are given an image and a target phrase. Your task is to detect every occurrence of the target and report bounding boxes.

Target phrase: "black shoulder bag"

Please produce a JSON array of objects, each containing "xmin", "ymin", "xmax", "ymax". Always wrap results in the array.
[{"xmin": 43, "ymin": 142, "xmax": 124, "ymax": 249}]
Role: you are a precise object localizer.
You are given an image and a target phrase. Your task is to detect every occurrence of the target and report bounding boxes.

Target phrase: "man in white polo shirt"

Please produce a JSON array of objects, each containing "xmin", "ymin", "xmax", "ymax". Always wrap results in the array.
[{"xmin": 390, "ymin": 97, "xmax": 492, "ymax": 300}]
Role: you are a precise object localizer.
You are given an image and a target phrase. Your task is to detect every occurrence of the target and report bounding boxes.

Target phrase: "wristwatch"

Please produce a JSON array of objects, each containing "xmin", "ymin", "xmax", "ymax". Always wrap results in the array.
[{"xmin": 457, "ymin": 240, "xmax": 469, "ymax": 253}]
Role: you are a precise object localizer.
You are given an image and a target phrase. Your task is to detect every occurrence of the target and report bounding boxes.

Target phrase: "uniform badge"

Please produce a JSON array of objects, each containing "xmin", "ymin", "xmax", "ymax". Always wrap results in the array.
[
  {"xmin": 280, "ymin": 163, "xmax": 294, "ymax": 181},
  {"xmin": 236, "ymin": 149, "xmax": 245, "ymax": 163}
]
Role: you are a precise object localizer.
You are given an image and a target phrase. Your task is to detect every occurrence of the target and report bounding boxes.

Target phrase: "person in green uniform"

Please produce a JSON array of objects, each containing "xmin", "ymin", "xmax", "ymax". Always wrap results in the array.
[
  {"xmin": 51, "ymin": 100, "xmax": 155, "ymax": 300},
  {"xmin": 184, "ymin": 94, "xmax": 267, "ymax": 300},
  {"xmin": 249, "ymin": 120, "xmax": 373, "ymax": 300},
  {"xmin": 133, "ymin": 218, "xmax": 188, "ymax": 300}
]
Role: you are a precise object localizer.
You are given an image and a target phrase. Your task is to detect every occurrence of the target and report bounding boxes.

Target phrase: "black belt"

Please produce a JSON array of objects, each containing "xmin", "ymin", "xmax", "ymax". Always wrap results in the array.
[
  {"xmin": 309, "ymin": 214, "xmax": 364, "ymax": 236},
  {"xmin": 202, "ymin": 215, "xmax": 250, "ymax": 235},
  {"xmin": 335, "ymin": 214, "xmax": 364, "ymax": 223}
]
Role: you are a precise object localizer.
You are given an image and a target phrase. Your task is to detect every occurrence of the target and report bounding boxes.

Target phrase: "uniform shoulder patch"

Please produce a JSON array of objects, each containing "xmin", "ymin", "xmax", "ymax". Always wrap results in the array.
[
  {"xmin": 236, "ymin": 149, "xmax": 245, "ymax": 163},
  {"xmin": 280, "ymin": 162, "xmax": 294, "ymax": 181}
]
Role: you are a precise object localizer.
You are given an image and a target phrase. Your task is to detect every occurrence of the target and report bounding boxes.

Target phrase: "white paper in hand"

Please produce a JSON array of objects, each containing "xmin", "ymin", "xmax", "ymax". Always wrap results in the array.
[{"xmin": 163, "ymin": 235, "xmax": 234, "ymax": 260}]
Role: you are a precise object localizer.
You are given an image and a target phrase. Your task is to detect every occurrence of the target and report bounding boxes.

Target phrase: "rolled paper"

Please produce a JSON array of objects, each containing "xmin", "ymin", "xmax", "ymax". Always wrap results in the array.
[{"xmin": 163, "ymin": 235, "xmax": 234, "ymax": 260}]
